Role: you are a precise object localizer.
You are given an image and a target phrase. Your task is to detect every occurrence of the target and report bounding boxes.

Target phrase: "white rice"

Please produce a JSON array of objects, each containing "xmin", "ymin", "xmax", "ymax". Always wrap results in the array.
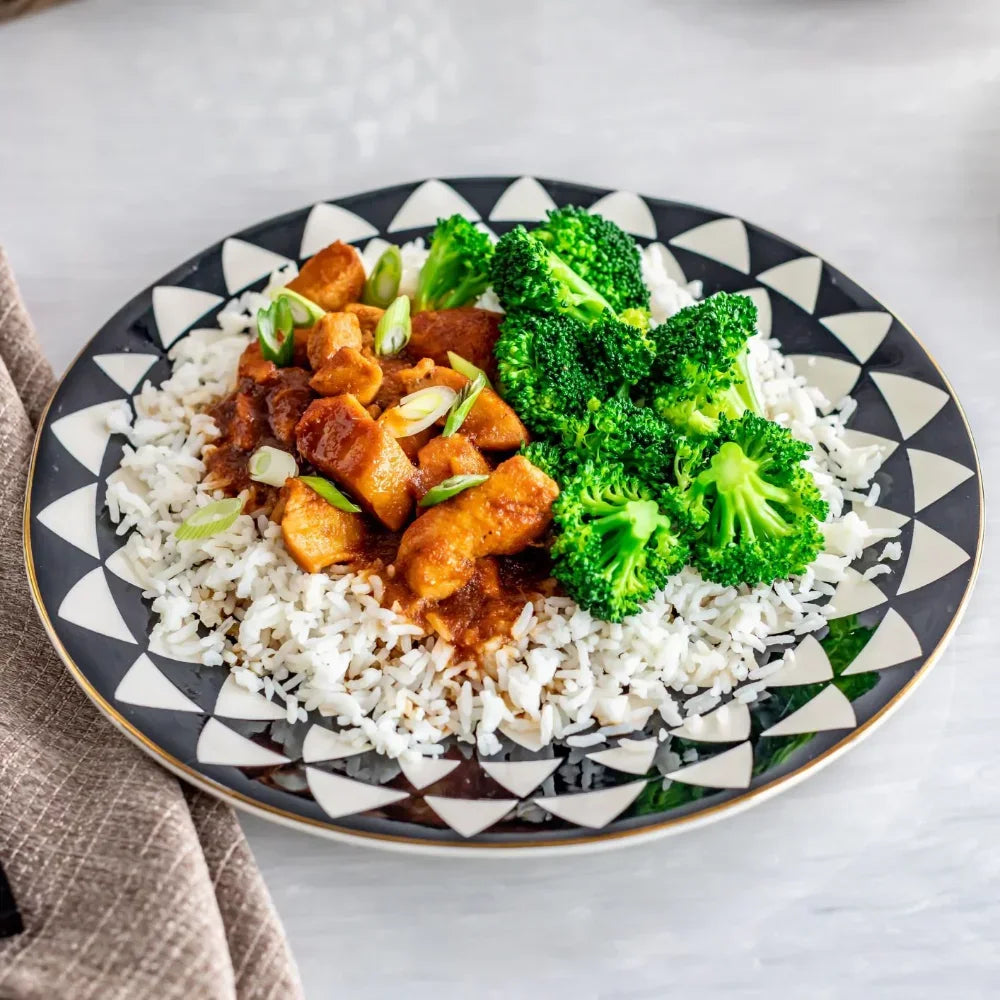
[{"xmin": 105, "ymin": 242, "xmax": 899, "ymax": 761}]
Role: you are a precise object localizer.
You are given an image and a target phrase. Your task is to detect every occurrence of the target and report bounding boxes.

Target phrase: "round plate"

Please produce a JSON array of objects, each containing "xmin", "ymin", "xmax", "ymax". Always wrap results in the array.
[{"xmin": 24, "ymin": 177, "xmax": 984, "ymax": 854}]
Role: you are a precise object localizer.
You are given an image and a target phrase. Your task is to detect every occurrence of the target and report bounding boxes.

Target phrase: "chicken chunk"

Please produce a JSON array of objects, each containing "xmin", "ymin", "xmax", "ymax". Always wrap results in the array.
[
  {"xmin": 310, "ymin": 347, "xmax": 383, "ymax": 403},
  {"xmin": 278, "ymin": 477, "xmax": 366, "ymax": 573},
  {"xmin": 307, "ymin": 311, "xmax": 363, "ymax": 370},
  {"xmin": 396, "ymin": 456, "xmax": 558, "ymax": 600},
  {"xmin": 286, "ymin": 241, "xmax": 366, "ymax": 312},
  {"xmin": 266, "ymin": 368, "xmax": 314, "ymax": 445},
  {"xmin": 409, "ymin": 308, "xmax": 502, "ymax": 381},
  {"xmin": 344, "ymin": 302, "xmax": 384, "ymax": 347},
  {"xmin": 295, "ymin": 394, "xmax": 414, "ymax": 531},
  {"xmin": 397, "ymin": 360, "xmax": 528, "ymax": 451},
  {"xmin": 413, "ymin": 434, "xmax": 489, "ymax": 501},
  {"xmin": 238, "ymin": 331, "xmax": 311, "ymax": 384}
]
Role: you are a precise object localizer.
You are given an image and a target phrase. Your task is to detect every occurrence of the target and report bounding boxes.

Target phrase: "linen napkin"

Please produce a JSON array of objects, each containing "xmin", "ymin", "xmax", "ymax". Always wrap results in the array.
[{"xmin": 0, "ymin": 249, "xmax": 303, "ymax": 1000}]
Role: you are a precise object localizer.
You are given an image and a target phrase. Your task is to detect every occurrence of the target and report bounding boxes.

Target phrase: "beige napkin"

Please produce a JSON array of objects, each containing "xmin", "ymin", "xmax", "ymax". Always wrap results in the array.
[{"xmin": 0, "ymin": 249, "xmax": 303, "ymax": 1000}]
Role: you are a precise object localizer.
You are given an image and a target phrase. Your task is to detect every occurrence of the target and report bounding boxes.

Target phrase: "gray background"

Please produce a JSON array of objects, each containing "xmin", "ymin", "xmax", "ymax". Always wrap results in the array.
[{"xmin": 2, "ymin": 0, "xmax": 997, "ymax": 996}]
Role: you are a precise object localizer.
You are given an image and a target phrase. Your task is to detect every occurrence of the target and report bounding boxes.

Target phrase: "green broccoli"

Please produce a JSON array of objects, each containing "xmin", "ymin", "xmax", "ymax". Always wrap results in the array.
[
  {"xmin": 533, "ymin": 205, "xmax": 650, "ymax": 315},
  {"xmin": 641, "ymin": 292, "xmax": 762, "ymax": 437},
  {"xmin": 685, "ymin": 413, "xmax": 829, "ymax": 586},
  {"xmin": 551, "ymin": 462, "xmax": 688, "ymax": 622},
  {"xmin": 519, "ymin": 440, "xmax": 578, "ymax": 484},
  {"xmin": 413, "ymin": 215, "xmax": 494, "ymax": 312}
]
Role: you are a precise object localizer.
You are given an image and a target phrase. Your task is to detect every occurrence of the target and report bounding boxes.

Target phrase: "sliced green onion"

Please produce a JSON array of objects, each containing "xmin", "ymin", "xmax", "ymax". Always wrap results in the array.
[
  {"xmin": 257, "ymin": 297, "xmax": 295, "ymax": 365},
  {"xmin": 362, "ymin": 246, "xmax": 403, "ymax": 308},
  {"xmin": 298, "ymin": 476, "xmax": 362, "ymax": 513},
  {"xmin": 374, "ymin": 295, "xmax": 411, "ymax": 356},
  {"xmin": 272, "ymin": 287, "xmax": 326, "ymax": 326},
  {"xmin": 442, "ymin": 373, "xmax": 486, "ymax": 437},
  {"xmin": 175, "ymin": 498, "xmax": 244, "ymax": 541},
  {"xmin": 383, "ymin": 385, "xmax": 457, "ymax": 437},
  {"xmin": 419, "ymin": 474, "xmax": 489, "ymax": 508},
  {"xmin": 248, "ymin": 446, "xmax": 298, "ymax": 487},
  {"xmin": 447, "ymin": 350, "xmax": 493, "ymax": 389}
]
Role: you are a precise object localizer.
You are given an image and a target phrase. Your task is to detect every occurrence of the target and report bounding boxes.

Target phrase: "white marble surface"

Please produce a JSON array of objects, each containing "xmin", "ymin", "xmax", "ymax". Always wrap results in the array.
[{"xmin": 2, "ymin": 0, "xmax": 997, "ymax": 996}]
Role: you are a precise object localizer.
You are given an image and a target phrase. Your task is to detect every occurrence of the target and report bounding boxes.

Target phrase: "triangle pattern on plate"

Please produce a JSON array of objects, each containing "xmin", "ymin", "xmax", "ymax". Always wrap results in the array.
[
  {"xmin": 499, "ymin": 723, "xmax": 547, "ymax": 752},
  {"xmin": 588, "ymin": 738, "xmax": 657, "ymax": 775},
  {"xmin": 196, "ymin": 718, "xmax": 289, "ymax": 767},
  {"xmin": 850, "ymin": 503, "xmax": 911, "ymax": 537},
  {"xmin": 58, "ymin": 566, "xmax": 135, "ymax": 644},
  {"xmin": 870, "ymin": 372, "xmax": 949, "ymax": 440},
  {"xmin": 761, "ymin": 684, "xmax": 856, "ymax": 737},
  {"xmin": 301, "ymin": 725, "xmax": 371, "ymax": 763},
  {"xmin": 36, "ymin": 483, "xmax": 99, "ymax": 558},
  {"xmin": 398, "ymin": 755, "xmax": 460, "ymax": 791},
  {"xmin": 114, "ymin": 654, "xmax": 202, "ymax": 713},
  {"xmin": 829, "ymin": 567, "xmax": 888, "ymax": 618},
  {"xmin": 488, "ymin": 176, "xmax": 557, "ymax": 222},
  {"xmin": 307, "ymin": 767, "xmax": 408, "ymax": 819},
  {"xmin": 841, "ymin": 608, "xmax": 922, "ymax": 676},
  {"xmin": 897, "ymin": 521, "xmax": 970, "ymax": 596},
  {"xmin": 151, "ymin": 286, "xmax": 223, "ymax": 348},
  {"xmin": 586, "ymin": 191, "xmax": 656, "ymax": 238},
  {"xmin": 766, "ymin": 635, "xmax": 833, "ymax": 687},
  {"xmin": 670, "ymin": 701, "xmax": 751, "ymax": 743},
  {"xmin": 480, "ymin": 757, "xmax": 562, "ymax": 797},
  {"xmin": 736, "ymin": 287, "xmax": 772, "ymax": 338},
  {"xmin": 534, "ymin": 780, "xmax": 646, "ymax": 829},
  {"xmin": 757, "ymin": 256, "xmax": 823, "ymax": 313},
  {"xmin": 788, "ymin": 355, "xmax": 861, "ymax": 411},
  {"xmin": 300, "ymin": 203, "xmax": 379, "ymax": 256},
  {"xmin": 94, "ymin": 353, "xmax": 158, "ymax": 393},
  {"xmin": 840, "ymin": 428, "xmax": 898, "ymax": 466},
  {"xmin": 221, "ymin": 238, "xmax": 292, "ymax": 294},
  {"xmin": 669, "ymin": 217, "xmax": 750, "ymax": 274},
  {"xmin": 50, "ymin": 399, "xmax": 126, "ymax": 476},
  {"xmin": 213, "ymin": 674, "xmax": 286, "ymax": 721},
  {"xmin": 666, "ymin": 741, "xmax": 753, "ymax": 789},
  {"xmin": 423, "ymin": 795, "xmax": 517, "ymax": 838},
  {"xmin": 388, "ymin": 180, "xmax": 480, "ymax": 232},
  {"xmin": 907, "ymin": 448, "xmax": 975, "ymax": 513},
  {"xmin": 819, "ymin": 311, "xmax": 893, "ymax": 364},
  {"xmin": 105, "ymin": 546, "xmax": 143, "ymax": 588}
]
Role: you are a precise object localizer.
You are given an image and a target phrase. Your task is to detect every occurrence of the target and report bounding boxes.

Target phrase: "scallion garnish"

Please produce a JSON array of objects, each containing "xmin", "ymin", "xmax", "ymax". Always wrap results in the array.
[
  {"xmin": 272, "ymin": 287, "xmax": 326, "ymax": 326},
  {"xmin": 382, "ymin": 385, "xmax": 457, "ymax": 437},
  {"xmin": 257, "ymin": 296, "xmax": 295, "ymax": 365},
  {"xmin": 419, "ymin": 474, "xmax": 489, "ymax": 508},
  {"xmin": 363, "ymin": 246, "xmax": 403, "ymax": 308},
  {"xmin": 373, "ymin": 295, "xmax": 411, "ymax": 356},
  {"xmin": 298, "ymin": 476, "xmax": 362, "ymax": 513},
  {"xmin": 442, "ymin": 373, "xmax": 486, "ymax": 437},
  {"xmin": 447, "ymin": 350, "xmax": 493, "ymax": 389},
  {"xmin": 175, "ymin": 498, "xmax": 244, "ymax": 541},
  {"xmin": 248, "ymin": 446, "xmax": 298, "ymax": 487}
]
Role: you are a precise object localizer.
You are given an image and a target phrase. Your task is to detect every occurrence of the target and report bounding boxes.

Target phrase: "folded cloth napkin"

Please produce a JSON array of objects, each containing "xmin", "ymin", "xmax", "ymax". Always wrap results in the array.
[{"xmin": 0, "ymin": 250, "xmax": 303, "ymax": 1000}]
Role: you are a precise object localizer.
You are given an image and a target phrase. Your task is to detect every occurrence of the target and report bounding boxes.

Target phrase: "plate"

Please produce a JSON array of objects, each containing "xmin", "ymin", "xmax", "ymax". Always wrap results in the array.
[{"xmin": 24, "ymin": 177, "xmax": 984, "ymax": 854}]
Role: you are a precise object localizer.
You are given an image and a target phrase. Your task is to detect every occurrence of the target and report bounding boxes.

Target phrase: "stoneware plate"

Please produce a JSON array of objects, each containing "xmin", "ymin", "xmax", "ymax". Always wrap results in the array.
[{"xmin": 24, "ymin": 177, "xmax": 984, "ymax": 854}]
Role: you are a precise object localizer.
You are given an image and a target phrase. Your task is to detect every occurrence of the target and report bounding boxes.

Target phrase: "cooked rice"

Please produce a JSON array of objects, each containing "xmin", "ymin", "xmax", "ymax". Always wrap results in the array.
[{"xmin": 105, "ymin": 240, "xmax": 899, "ymax": 761}]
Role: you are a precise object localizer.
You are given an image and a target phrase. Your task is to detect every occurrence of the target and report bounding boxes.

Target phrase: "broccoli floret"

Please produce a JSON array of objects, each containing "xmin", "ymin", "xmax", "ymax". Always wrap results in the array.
[
  {"xmin": 551, "ymin": 462, "xmax": 688, "ymax": 622},
  {"xmin": 413, "ymin": 215, "xmax": 494, "ymax": 311},
  {"xmin": 520, "ymin": 440, "xmax": 578, "ymax": 484},
  {"xmin": 491, "ymin": 226, "xmax": 616, "ymax": 325},
  {"xmin": 686, "ymin": 413, "xmax": 829, "ymax": 586},
  {"xmin": 533, "ymin": 205, "xmax": 650, "ymax": 314},
  {"xmin": 590, "ymin": 317, "xmax": 657, "ymax": 388},
  {"xmin": 641, "ymin": 292, "xmax": 762, "ymax": 437}
]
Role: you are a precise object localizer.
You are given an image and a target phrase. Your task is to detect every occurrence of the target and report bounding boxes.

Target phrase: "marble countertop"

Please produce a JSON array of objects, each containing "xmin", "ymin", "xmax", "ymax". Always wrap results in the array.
[{"xmin": 2, "ymin": 0, "xmax": 997, "ymax": 995}]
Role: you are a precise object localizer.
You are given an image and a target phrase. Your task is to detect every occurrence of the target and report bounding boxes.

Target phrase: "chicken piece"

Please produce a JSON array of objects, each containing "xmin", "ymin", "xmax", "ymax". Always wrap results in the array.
[
  {"xmin": 286, "ymin": 241, "xmax": 366, "ymax": 312},
  {"xmin": 266, "ymin": 368, "xmax": 314, "ymax": 445},
  {"xmin": 396, "ymin": 361, "xmax": 528, "ymax": 451},
  {"xmin": 295, "ymin": 394, "xmax": 414, "ymax": 531},
  {"xmin": 382, "ymin": 423, "xmax": 435, "ymax": 462},
  {"xmin": 278, "ymin": 477, "xmax": 366, "ymax": 573},
  {"xmin": 309, "ymin": 347, "xmax": 383, "ymax": 404},
  {"xmin": 307, "ymin": 311, "xmax": 363, "ymax": 370},
  {"xmin": 396, "ymin": 456, "xmax": 558, "ymax": 600},
  {"xmin": 413, "ymin": 434, "xmax": 489, "ymax": 501},
  {"xmin": 409, "ymin": 308, "xmax": 502, "ymax": 382},
  {"xmin": 238, "ymin": 330, "xmax": 311, "ymax": 384},
  {"xmin": 230, "ymin": 391, "xmax": 265, "ymax": 452},
  {"xmin": 344, "ymin": 302, "xmax": 384, "ymax": 348}
]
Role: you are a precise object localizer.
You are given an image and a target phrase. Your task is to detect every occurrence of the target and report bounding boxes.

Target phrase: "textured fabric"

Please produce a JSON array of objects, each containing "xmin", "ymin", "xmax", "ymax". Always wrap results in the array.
[{"xmin": 0, "ymin": 249, "xmax": 303, "ymax": 1000}]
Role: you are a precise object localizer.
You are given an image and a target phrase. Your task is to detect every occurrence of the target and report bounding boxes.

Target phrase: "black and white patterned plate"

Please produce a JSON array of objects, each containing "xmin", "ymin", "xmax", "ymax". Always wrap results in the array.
[{"xmin": 24, "ymin": 178, "xmax": 984, "ymax": 853}]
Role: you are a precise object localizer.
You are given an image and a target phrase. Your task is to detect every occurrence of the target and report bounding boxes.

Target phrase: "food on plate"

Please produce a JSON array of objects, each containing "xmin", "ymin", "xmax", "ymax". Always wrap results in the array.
[{"xmin": 107, "ymin": 204, "xmax": 900, "ymax": 761}]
